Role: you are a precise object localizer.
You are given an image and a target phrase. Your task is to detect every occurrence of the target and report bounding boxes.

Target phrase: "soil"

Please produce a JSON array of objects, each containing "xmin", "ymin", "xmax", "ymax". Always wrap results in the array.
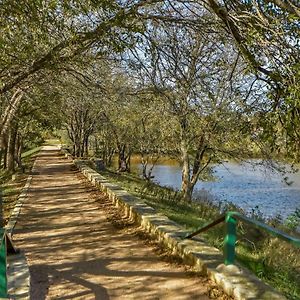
[
  {"xmin": 13, "ymin": 146, "xmax": 231, "ymax": 300},
  {"xmin": 2, "ymin": 173, "xmax": 27, "ymax": 222}
]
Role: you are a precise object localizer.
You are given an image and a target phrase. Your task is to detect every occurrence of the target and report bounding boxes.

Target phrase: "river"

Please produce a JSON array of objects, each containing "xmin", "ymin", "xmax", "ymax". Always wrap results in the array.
[{"xmin": 125, "ymin": 158, "xmax": 300, "ymax": 220}]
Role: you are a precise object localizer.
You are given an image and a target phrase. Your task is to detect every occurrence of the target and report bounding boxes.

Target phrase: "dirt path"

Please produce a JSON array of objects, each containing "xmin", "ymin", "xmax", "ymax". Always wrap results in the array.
[{"xmin": 13, "ymin": 146, "xmax": 220, "ymax": 300}]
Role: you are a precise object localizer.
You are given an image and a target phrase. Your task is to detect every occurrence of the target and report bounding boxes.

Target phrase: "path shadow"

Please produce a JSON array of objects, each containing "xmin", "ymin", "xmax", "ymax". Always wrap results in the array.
[
  {"xmin": 14, "ymin": 146, "xmax": 210, "ymax": 300},
  {"xmin": 29, "ymin": 253, "xmax": 201, "ymax": 300}
]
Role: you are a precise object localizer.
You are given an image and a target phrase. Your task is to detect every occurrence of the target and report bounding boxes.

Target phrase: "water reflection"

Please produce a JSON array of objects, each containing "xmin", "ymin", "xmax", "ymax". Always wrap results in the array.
[{"xmin": 114, "ymin": 157, "xmax": 300, "ymax": 219}]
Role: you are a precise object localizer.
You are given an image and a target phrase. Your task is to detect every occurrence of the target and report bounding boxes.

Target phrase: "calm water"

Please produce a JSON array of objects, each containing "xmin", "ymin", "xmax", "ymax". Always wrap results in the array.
[{"xmin": 128, "ymin": 159, "xmax": 300, "ymax": 219}]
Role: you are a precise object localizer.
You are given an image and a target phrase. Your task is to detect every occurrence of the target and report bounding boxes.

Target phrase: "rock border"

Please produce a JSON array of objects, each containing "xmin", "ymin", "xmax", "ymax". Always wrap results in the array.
[
  {"xmin": 5, "ymin": 175, "xmax": 32, "ymax": 237},
  {"xmin": 73, "ymin": 157, "xmax": 286, "ymax": 300}
]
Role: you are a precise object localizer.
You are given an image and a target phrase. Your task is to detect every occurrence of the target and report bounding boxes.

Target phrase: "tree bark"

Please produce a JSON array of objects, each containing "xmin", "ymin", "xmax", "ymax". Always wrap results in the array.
[
  {"xmin": 0, "ymin": 89, "xmax": 23, "ymax": 137},
  {"xmin": 94, "ymin": 136, "xmax": 99, "ymax": 155},
  {"xmin": 181, "ymin": 139, "xmax": 192, "ymax": 201},
  {"xmin": 17, "ymin": 138, "xmax": 23, "ymax": 170},
  {"xmin": 0, "ymin": 189, "xmax": 4, "ymax": 227},
  {"xmin": 0, "ymin": 90, "xmax": 24, "ymax": 168},
  {"xmin": 2, "ymin": 136, "xmax": 8, "ymax": 170},
  {"xmin": 83, "ymin": 136, "xmax": 88, "ymax": 157},
  {"xmin": 0, "ymin": 134, "xmax": 6, "ymax": 168},
  {"xmin": 7, "ymin": 125, "xmax": 17, "ymax": 172},
  {"xmin": 118, "ymin": 144, "xmax": 131, "ymax": 172}
]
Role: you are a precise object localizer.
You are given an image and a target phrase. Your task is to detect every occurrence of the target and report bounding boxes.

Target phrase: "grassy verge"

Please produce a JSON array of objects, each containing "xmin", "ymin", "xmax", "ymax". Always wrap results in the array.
[
  {"xmin": 43, "ymin": 139, "xmax": 61, "ymax": 146},
  {"xmin": 97, "ymin": 168, "xmax": 300, "ymax": 300},
  {"xmin": 21, "ymin": 145, "xmax": 42, "ymax": 159},
  {"xmin": 1, "ymin": 145, "xmax": 42, "ymax": 223}
]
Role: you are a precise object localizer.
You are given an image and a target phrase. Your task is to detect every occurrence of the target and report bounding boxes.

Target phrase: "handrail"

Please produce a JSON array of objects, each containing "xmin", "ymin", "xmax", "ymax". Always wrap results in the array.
[
  {"xmin": 185, "ymin": 215, "xmax": 225, "ymax": 239},
  {"xmin": 0, "ymin": 229, "xmax": 7, "ymax": 298},
  {"xmin": 0, "ymin": 228, "xmax": 18, "ymax": 298},
  {"xmin": 185, "ymin": 211, "xmax": 300, "ymax": 265}
]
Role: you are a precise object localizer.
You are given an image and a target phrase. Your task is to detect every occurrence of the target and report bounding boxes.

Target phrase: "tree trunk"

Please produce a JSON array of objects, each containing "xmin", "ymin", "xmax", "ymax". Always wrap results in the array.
[
  {"xmin": 0, "ymin": 134, "xmax": 6, "ymax": 168},
  {"xmin": 125, "ymin": 154, "xmax": 131, "ymax": 173},
  {"xmin": 7, "ymin": 125, "xmax": 17, "ymax": 172},
  {"xmin": 75, "ymin": 140, "xmax": 81, "ymax": 157},
  {"xmin": 118, "ymin": 145, "xmax": 130, "ymax": 172},
  {"xmin": 0, "ymin": 89, "xmax": 23, "ymax": 136},
  {"xmin": 105, "ymin": 146, "xmax": 115, "ymax": 167},
  {"xmin": 0, "ymin": 189, "xmax": 4, "ymax": 227},
  {"xmin": 16, "ymin": 134, "xmax": 24, "ymax": 171},
  {"xmin": 181, "ymin": 140, "xmax": 193, "ymax": 201},
  {"xmin": 118, "ymin": 145, "xmax": 126, "ymax": 171},
  {"xmin": 0, "ymin": 89, "xmax": 22, "ymax": 225},
  {"xmin": 94, "ymin": 136, "xmax": 99, "ymax": 155},
  {"xmin": 141, "ymin": 155, "xmax": 149, "ymax": 180},
  {"xmin": 79, "ymin": 141, "xmax": 84, "ymax": 157},
  {"xmin": 83, "ymin": 135, "xmax": 89, "ymax": 157},
  {"xmin": 141, "ymin": 154, "xmax": 158, "ymax": 181},
  {"xmin": 0, "ymin": 90, "xmax": 23, "ymax": 170},
  {"xmin": 2, "ymin": 141, "xmax": 7, "ymax": 169}
]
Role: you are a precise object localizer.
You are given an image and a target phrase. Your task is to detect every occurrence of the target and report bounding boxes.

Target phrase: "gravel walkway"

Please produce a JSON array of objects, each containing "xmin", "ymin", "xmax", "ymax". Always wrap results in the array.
[{"xmin": 13, "ymin": 146, "xmax": 216, "ymax": 300}]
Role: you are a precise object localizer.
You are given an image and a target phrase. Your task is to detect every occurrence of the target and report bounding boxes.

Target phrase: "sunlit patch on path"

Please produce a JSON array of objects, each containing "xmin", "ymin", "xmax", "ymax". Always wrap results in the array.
[{"xmin": 13, "ymin": 146, "xmax": 220, "ymax": 300}]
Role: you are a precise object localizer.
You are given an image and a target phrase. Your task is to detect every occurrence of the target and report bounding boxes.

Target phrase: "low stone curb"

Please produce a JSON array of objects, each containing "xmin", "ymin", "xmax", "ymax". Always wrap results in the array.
[
  {"xmin": 74, "ymin": 159, "xmax": 286, "ymax": 300},
  {"xmin": 7, "ymin": 254, "xmax": 30, "ymax": 300},
  {"xmin": 5, "ymin": 175, "xmax": 32, "ymax": 237},
  {"xmin": 3, "ymin": 159, "xmax": 38, "ymax": 299}
]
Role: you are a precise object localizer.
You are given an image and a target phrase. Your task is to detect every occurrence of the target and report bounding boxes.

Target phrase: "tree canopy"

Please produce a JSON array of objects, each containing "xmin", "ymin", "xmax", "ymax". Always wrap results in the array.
[{"xmin": 0, "ymin": 0, "xmax": 299, "ymax": 200}]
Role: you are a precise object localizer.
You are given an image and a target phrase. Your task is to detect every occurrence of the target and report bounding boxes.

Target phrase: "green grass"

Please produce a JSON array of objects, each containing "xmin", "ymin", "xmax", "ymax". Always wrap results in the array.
[
  {"xmin": 21, "ymin": 146, "xmax": 42, "ymax": 159},
  {"xmin": 21, "ymin": 145, "xmax": 43, "ymax": 172},
  {"xmin": 0, "ymin": 169, "xmax": 12, "ymax": 185},
  {"xmin": 98, "ymin": 168, "xmax": 300, "ymax": 300},
  {"xmin": 1, "ymin": 144, "xmax": 42, "ymax": 222},
  {"xmin": 44, "ymin": 139, "xmax": 61, "ymax": 145}
]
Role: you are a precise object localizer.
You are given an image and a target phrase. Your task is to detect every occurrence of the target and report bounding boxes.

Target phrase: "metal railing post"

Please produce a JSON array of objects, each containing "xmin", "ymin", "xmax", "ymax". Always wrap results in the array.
[
  {"xmin": 224, "ymin": 213, "xmax": 237, "ymax": 265},
  {"xmin": 0, "ymin": 231, "xmax": 7, "ymax": 298},
  {"xmin": 186, "ymin": 211, "xmax": 299, "ymax": 266}
]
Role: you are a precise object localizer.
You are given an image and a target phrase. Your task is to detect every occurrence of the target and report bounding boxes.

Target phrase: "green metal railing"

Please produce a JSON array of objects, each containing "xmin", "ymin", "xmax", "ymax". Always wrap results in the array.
[
  {"xmin": 0, "ymin": 229, "xmax": 18, "ymax": 298},
  {"xmin": 0, "ymin": 229, "xmax": 7, "ymax": 298},
  {"xmin": 186, "ymin": 211, "xmax": 300, "ymax": 265}
]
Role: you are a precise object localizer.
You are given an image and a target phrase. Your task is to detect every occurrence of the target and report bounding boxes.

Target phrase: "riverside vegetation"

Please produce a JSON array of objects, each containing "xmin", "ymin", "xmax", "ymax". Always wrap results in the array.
[
  {"xmin": 89, "ymin": 163, "xmax": 300, "ymax": 300},
  {"xmin": 1, "ymin": 1, "xmax": 300, "ymax": 299}
]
